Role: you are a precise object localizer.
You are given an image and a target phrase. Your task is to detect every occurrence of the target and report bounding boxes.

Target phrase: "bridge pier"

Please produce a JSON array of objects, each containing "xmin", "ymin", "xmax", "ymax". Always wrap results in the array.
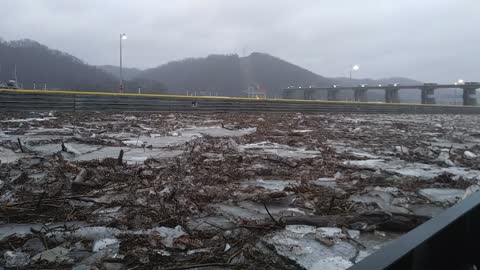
[
  {"xmin": 462, "ymin": 84, "xmax": 479, "ymax": 106},
  {"xmin": 421, "ymin": 87, "xmax": 436, "ymax": 104},
  {"xmin": 354, "ymin": 88, "xmax": 368, "ymax": 102},
  {"xmin": 303, "ymin": 89, "xmax": 314, "ymax": 100},
  {"xmin": 282, "ymin": 89, "xmax": 293, "ymax": 99},
  {"xmin": 385, "ymin": 87, "xmax": 400, "ymax": 103},
  {"xmin": 327, "ymin": 89, "xmax": 338, "ymax": 101}
]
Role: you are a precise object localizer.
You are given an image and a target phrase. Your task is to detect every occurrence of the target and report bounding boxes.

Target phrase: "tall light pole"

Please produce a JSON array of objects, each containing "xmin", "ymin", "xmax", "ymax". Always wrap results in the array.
[
  {"xmin": 350, "ymin": 65, "xmax": 359, "ymax": 85},
  {"xmin": 119, "ymin": 33, "xmax": 127, "ymax": 92}
]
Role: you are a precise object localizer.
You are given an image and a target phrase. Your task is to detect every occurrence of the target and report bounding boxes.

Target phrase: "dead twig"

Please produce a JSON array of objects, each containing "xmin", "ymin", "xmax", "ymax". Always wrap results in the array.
[
  {"xmin": 35, "ymin": 191, "xmax": 46, "ymax": 209},
  {"xmin": 327, "ymin": 196, "xmax": 336, "ymax": 215},
  {"xmin": 263, "ymin": 202, "xmax": 281, "ymax": 227},
  {"xmin": 17, "ymin": 138, "xmax": 24, "ymax": 153}
]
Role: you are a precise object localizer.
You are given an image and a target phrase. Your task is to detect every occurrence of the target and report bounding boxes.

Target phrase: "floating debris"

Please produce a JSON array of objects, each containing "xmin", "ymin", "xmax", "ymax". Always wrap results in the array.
[{"xmin": 1, "ymin": 112, "xmax": 479, "ymax": 269}]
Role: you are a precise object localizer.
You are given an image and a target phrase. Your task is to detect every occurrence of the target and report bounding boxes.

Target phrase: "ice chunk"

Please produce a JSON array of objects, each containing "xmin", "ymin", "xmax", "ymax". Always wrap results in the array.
[
  {"xmin": 266, "ymin": 228, "xmax": 357, "ymax": 270},
  {"xmin": 63, "ymin": 143, "xmax": 83, "ymax": 155},
  {"xmin": 464, "ymin": 151, "xmax": 478, "ymax": 159},
  {"xmin": 347, "ymin": 230, "xmax": 361, "ymax": 239},
  {"xmin": 409, "ymin": 204, "xmax": 445, "ymax": 217},
  {"xmin": 93, "ymin": 238, "xmax": 119, "ymax": 252},
  {"xmin": 349, "ymin": 188, "xmax": 409, "ymax": 214},
  {"xmin": 32, "ymin": 245, "xmax": 70, "ymax": 263},
  {"xmin": 419, "ymin": 188, "xmax": 464, "ymax": 204},
  {"xmin": 462, "ymin": 185, "xmax": 480, "ymax": 200},
  {"xmin": 315, "ymin": 227, "xmax": 344, "ymax": 239},
  {"xmin": 122, "ymin": 139, "xmax": 144, "ymax": 146},
  {"xmin": 136, "ymin": 226, "xmax": 186, "ymax": 248},
  {"xmin": 313, "ymin": 178, "xmax": 337, "ymax": 188},
  {"xmin": 437, "ymin": 152, "xmax": 455, "ymax": 166},
  {"xmin": 285, "ymin": 225, "xmax": 316, "ymax": 236},
  {"xmin": 344, "ymin": 159, "xmax": 480, "ymax": 180},
  {"xmin": 310, "ymin": 256, "xmax": 353, "ymax": 270},
  {"xmin": 2, "ymin": 117, "xmax": 57, "ymax": 123},
  {"xmin": 4, "ymin": 251, "xmax": 31, "ymax": 268},
  {"xmin": 394, "ymin": 146, "xmax": 409, "ymax": 154},
  {"xmin": 241, "ymin": 179, "xmax": 296, "ymax": 191},
  {"xmin": 67, "ymin": 226, "xmax": 121, "ymax": 240}
]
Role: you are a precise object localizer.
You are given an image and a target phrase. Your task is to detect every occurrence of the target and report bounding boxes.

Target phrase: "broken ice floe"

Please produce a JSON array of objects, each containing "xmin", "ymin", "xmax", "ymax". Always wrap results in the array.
[
  {"xmin": 265, "ymin": 225, "xmax": 398, "ymax": 270},
  {"xmin": 240, "ymin": 141, "xmax": 321, "ymax": 158},
  {"xmin": 344, "ymin": 159, "xmax": 480, "ymax": 180}
]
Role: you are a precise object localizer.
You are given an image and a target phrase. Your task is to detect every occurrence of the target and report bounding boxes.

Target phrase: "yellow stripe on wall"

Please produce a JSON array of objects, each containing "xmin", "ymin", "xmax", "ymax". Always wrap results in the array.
[{"xmin": 0, "ymin": 89, "xmax": 471, "ymax": 108}]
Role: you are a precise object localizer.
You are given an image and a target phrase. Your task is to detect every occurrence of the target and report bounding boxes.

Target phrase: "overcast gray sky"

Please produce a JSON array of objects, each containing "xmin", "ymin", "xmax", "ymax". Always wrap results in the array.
[{"xmin": 1, "ymin": 0, "xmax": 479, "ymax": 82}]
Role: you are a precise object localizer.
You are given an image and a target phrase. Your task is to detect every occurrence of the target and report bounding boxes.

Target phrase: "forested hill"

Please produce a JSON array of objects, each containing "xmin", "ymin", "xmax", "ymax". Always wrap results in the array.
[
  {"xmin": 136, "ymin": 53, "xmax": 335, "ymax": 96},
  {"xmin": 0, "ymin": 39, "xmax": 166, "ymax": 93},
  {"xmin": 0, "ymin": 39, "xmax": 117, "ymax": 91}
]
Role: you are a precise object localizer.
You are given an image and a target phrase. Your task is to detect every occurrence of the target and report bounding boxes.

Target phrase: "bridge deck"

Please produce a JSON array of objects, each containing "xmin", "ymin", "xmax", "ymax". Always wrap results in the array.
[{"xmin": 285, "ymin": 84, "xmax": 473, "ymax": 91}]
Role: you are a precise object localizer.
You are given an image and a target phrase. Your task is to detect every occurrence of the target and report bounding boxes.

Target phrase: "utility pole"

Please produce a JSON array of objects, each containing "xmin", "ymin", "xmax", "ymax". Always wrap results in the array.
[
  {"xmin": 119, "ymin": 34, "xmax": 127, "ymax": 92},
  {"xmin": 14, "ymin": 64, "xmax": 18, "ymax": 82}
]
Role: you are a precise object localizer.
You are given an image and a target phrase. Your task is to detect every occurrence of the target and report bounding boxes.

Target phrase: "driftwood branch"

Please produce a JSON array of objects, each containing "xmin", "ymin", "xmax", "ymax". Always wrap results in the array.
[{"xmin": 279, "ymin": 211, "xmax": 430, "ymax": 232}]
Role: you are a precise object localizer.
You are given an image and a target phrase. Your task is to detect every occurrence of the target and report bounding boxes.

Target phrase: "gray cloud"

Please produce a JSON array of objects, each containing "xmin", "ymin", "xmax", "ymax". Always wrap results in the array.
[{"xmin": 1, "ymin": 0, "xmax": 479, "ymax": 82}]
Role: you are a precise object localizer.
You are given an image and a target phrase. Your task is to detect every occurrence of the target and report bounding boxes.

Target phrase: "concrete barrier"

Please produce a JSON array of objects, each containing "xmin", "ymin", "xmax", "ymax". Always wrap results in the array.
[{"xmin": 1, "ymin": 89, "xmax": 479, "ymax": 114}]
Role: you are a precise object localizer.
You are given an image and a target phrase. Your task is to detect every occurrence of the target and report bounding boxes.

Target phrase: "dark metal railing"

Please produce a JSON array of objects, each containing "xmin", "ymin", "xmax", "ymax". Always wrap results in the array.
[{"xmin": 349, "ymin": 191, "xmax": 480, "ymax": 270}]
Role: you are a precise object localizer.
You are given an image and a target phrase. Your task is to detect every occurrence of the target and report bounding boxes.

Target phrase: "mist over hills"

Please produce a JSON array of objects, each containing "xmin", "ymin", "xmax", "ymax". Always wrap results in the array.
[{"xmin": 3, "ymin": 38, "xmax": 463, "ymax": 103}]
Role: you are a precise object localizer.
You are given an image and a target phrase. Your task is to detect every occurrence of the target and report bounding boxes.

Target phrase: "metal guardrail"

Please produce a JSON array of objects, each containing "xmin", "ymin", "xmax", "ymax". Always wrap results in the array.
[
  {"xmin": 0, "ymin": 90, "xmax": 480, "ymax": 114},
  {"xmin": 350, "ymin": 191, "xmax": 480, "ymax": 270}
]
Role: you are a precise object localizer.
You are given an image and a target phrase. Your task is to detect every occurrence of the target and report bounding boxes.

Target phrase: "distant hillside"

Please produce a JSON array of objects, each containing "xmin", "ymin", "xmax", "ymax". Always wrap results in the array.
[
  {"xmin": 0, "ymin": 39, "xmax": 167, "ymax": 94},
  {"xmin": 137, "ymin": 54, "xmax": 245, "ymax": 96},
  {"xmin": 98, "ymin": 65, "xmax": 142, "ymax": 81},
  {"xmin": 136, "ymin": 53, "xmax": 335, "ymax": 97},
  {"xmin": 0, "ymin": 39, "xmax": 118, "ymax": 91}
]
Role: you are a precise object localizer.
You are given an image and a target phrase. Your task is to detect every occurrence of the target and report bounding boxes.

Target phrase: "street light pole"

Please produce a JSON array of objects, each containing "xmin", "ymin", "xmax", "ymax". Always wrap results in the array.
[
  {"xmin": 119, "ymin": 33, "xmax": 127, "ymax": 92},
  {"xmin": 454, "ymin": 82, "xmax": 457, "ymax": 105},
  {"xmin": 455, "ymin": 79, "xmax": 464, "ymax": 105}
]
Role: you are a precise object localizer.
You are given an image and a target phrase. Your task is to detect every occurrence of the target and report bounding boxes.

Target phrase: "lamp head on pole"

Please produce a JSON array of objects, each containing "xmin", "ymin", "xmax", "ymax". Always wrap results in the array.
[
  {"xmin": 352, "ymin": 65, "xmax": 360, "ymax": 71},
  {"xmin": 121, "ymin": 33, "xmax": 127, "ymax": 40}
]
